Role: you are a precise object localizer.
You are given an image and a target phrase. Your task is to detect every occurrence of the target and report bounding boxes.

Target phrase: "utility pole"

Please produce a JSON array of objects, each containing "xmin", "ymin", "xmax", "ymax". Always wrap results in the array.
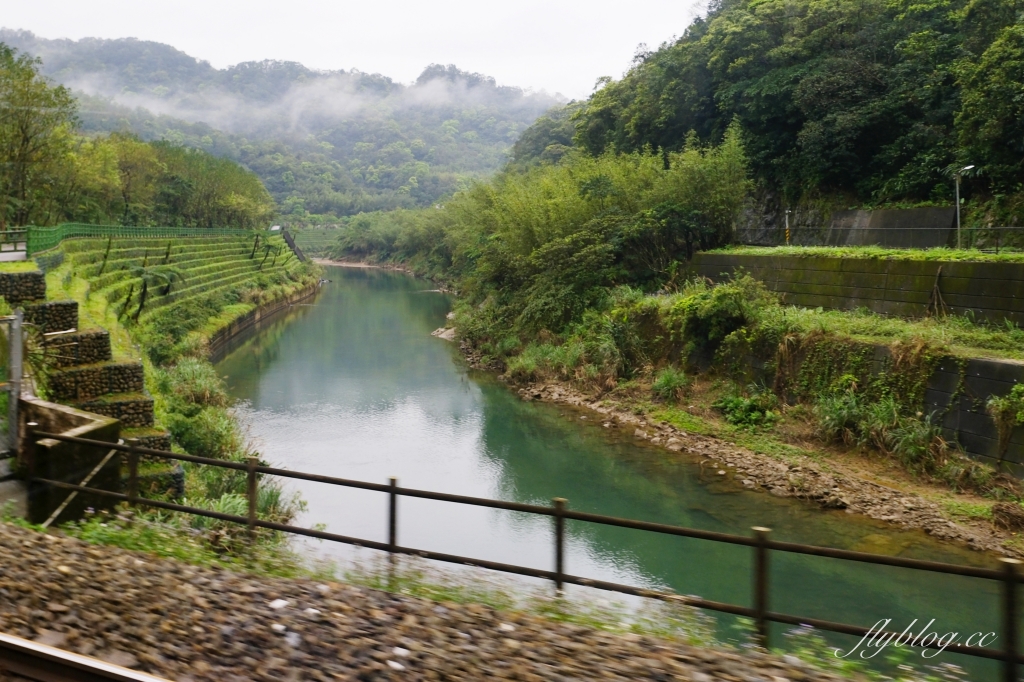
[{"xmin": 955, "ymin": 165, "xmax": 974, "ymax": 250}]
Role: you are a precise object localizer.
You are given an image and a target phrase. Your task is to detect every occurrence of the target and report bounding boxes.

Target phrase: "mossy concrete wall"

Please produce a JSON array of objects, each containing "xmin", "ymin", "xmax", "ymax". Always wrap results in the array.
[
  {"xmin": 926, "ymin": 357, "xmax": 1024, "ymax": 474},
  {"xmin": 693, "ymin": 253, "xmax": 1024, "ymax": 326},
  {"xmin": 208, "ymin": 282, "xmax": 322, "ymax": 359}
]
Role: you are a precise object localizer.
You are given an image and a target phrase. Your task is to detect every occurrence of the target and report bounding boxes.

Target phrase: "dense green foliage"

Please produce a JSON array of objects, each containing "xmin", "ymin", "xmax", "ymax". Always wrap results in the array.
[
  {"xmin": 0, "ymin": 44, "xmax": 275, "ymax": 227},
  {"xmin": 1, "ymin": 31, "xmax": 559, "ymax": 222},
  {"xmin": 328, "ymin": 125, "xmax": 748, "ymax": 333},
  {"xmin": 502, "ymin": 0, "xmax": 1024, "ymax": 222}
]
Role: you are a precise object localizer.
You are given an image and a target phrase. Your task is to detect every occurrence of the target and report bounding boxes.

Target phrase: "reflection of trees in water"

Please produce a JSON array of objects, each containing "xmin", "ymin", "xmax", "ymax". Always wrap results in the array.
[{"xmin": 217, "ymin": 266, "xmax": 474, "ymax": 415}]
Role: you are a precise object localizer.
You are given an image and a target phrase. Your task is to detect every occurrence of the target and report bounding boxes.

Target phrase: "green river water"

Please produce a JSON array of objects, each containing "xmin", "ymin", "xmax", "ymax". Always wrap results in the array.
[{"xmin": 215, "ymin": 265, "xmax": 1008, "ymax": 678}]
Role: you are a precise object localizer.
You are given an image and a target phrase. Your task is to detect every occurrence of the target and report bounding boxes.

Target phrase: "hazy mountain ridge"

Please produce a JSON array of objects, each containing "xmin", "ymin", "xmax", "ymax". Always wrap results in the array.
[{"xmin": 0, "ymin": 29, "xmax": 562, "ymax": 221}]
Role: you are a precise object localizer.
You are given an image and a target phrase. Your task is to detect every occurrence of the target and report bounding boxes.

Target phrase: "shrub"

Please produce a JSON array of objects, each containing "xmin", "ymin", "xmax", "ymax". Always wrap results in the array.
[
  {"xmin": 157, "ymin": 358, "xmax": 228, "ymax": 409},
  {"xmin": 713, "ymin": 387, "xmax": 778, "ymax": 428},
  {"xmin": 652, "ymin": 367, "xmax": 689, "ymax": 402},
  {"xmin": 666, "ymin": 275, "xmax": 776, "ymax": 358},
  {"xmin": 166, "ymin": 407, "xmax": 242, "ymax": 460}
]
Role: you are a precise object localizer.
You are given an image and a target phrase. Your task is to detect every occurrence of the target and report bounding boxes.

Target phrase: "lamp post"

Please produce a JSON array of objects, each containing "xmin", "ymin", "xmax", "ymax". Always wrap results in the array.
[{"xmin": 955, "ymin": 165, "xmax": 974, "ymax": 250}]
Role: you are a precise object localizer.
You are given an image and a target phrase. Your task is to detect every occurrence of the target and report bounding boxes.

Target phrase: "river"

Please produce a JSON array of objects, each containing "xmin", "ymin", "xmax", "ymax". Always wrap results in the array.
[{"xmin": 215, "ymin": 265, "xmax": 1004, "ymax": 678}]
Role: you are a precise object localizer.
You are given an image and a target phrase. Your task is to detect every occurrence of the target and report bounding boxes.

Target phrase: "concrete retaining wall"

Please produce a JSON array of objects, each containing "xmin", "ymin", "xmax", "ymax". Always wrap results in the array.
[
  {"xmin": 19, "ymin": 397, "xmax": 120, "ymax": 525},
  {"xmin": 208, "ymin": 282, "xmax": 322, "ymax": 359},
  {"xmin": 693, "ymin": 253, "xmax": 1024, "ymax": 326},
  {"xmin": 926, "ymin": 357, "xmax": 1024, "ymax": 473}
]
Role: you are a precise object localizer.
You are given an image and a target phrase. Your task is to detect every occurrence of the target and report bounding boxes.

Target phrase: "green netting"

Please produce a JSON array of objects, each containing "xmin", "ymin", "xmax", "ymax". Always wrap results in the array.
[{"xmin": 26, "ymin": 224, "xmax": 261, "ymax": 256}]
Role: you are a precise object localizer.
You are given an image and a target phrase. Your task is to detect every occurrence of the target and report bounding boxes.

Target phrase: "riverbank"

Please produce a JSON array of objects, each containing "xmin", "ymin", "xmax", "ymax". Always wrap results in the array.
[
  {"xmin": 0, "ymin": 521, "xmax": 851, "ymax": 681},
  {"xmin": 457, "ymin": 340, "xmax": 1023, "ymax": 559}
]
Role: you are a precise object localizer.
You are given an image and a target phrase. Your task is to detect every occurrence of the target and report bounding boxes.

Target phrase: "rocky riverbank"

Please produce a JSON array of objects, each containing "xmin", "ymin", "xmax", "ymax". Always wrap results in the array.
[
  {"xmin": 0, "ymin": 522, "xmax": 849, "ymax": 681},
  {"xmin": 456, "ymin": 341, "xmax": 1020, "ymax": 559}
]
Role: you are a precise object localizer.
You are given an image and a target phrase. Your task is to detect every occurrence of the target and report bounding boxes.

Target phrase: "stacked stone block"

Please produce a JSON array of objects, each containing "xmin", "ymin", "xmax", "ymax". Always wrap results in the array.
[
  {"xmin": 0, "ymin": 270, "xmax": 46, "ymax": 305},
  {"xmin": 73, "ymin": 393, "xmax": 154, "ymax": 428},
  {"xmin": 24, "ymin": 301, "xmax": 78, "ymax": 333},
  {"xmin": 48, "ymin": 362, "xmax": 144, "ymax": 402},
  {"xmin": 47, "ymin": 330, "xmax": 112, "ymax": 368}
]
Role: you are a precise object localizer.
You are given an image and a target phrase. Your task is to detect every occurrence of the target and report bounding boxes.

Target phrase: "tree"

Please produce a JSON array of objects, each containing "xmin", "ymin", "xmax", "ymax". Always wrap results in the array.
[
  {"xmin": 110, "ymin": 132, "xmax": 162, "ymax": 225},
  {"xmin": 0, "ymin": 44, "xmax": 77, "ymax": 228}
]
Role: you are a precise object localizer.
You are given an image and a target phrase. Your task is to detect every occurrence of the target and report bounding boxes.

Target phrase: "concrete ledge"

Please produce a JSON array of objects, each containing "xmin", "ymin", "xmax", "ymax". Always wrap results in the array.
[{"xmin": 19, "ymin": 396, "xmax": 120, "ymax": 525}]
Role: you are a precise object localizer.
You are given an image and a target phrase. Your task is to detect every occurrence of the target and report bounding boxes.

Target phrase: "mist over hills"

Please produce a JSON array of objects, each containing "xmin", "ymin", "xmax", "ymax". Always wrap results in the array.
[{"xmin": 0, "ymin": 29, "xmax": 561, "ymax": 221}]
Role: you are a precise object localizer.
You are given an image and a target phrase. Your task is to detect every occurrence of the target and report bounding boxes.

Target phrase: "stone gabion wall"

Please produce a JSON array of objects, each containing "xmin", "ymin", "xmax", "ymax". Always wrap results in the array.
[
  {"xmin": 137, "ymin": 465, "xmax": 185, "ymax": 498},
  {"xmin": 0, "ymin": 271, "xmax": 45, "ymax": 305},
  {"xmin": 75, "ymin": 394, "xmax": 155, "ymax": 428},
  {"xmin": 47, "ymin": 330, "xmax": 112, "ymax": 368},
  {"xmin": 24, "ymin": 301, "xmax": 78, "ymax": 334},
  {"xmin": 49, "ymin": 362, "xmax": 144, "ymax": 402}
]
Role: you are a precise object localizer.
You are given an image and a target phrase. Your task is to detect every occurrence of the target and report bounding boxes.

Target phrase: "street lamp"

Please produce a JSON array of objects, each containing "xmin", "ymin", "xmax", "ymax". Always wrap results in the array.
[{"xmin": 955, "ymin": 165, "xmax": 974, "ymax": 249}]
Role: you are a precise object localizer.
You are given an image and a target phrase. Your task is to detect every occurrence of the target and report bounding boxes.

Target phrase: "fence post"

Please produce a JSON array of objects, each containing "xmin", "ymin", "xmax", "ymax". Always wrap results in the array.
[
  {"xmin": 8, "ymin": 310, "xmax": 22, "ymax": 456},
  {"xmin": 553, "ymin": 498, "xmax": 567, "ymax": 591},
  {"xmin": 1001, "ymin": 558, "xmax": 1021, "ymax": 682},
  {"xmin": 753, "ymin": 526, "xmax": 772, "ymax": 649},
  {"xmin": 388, "ymin": 477, "xmax": 398, "ymax": 555},
  {"xmin": 126, "ymin": 438, "xmax": 139, "ymax": 506},
  {"xmin": 246, "ymin": 456, "xmax": 257, "ymax": 545}
]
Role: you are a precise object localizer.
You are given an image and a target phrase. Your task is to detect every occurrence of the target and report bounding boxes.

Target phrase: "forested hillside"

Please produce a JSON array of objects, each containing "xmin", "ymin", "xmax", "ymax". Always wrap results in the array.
[
  {"xmin": 0, "ymin": 30, "xmax": 560, "ymax": 223},
  {"xmin": 521, "ymin": 0, "xmax": 1024, "ymax": 223},
  {"xmin": 0, "ymin": 44, "xmax": 273, "ymax": 228}
]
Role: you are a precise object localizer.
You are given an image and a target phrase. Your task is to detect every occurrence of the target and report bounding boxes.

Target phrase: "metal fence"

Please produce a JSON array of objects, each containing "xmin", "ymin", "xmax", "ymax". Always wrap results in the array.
[
  {"xmin": 0, "ymin": 229, "xmax": 28, "ymax": 254},
  {"xmin": 25, "ymin": 224, "xmax": 261, "ymax": 257},
  {"xmin": 736, "ymin": 225, "xmax": 1024, "ymax": 252},
  {"xmin": 25, "ymin": 430, "xmax": 1024, "ymax": 682}
]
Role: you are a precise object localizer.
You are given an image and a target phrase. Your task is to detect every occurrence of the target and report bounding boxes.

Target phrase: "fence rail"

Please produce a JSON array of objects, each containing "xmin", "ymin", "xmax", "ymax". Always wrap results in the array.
[
  {"xmin": 25, "ymin": 224, "xmax": 262, "ymax": 257},
  {"xmin": 737, "ymin": 225, "xmax": 1024, "ymax": 251},
  {"xmin": 26, "ymin": 430, "xmax": 1024, "ymax": 681}
]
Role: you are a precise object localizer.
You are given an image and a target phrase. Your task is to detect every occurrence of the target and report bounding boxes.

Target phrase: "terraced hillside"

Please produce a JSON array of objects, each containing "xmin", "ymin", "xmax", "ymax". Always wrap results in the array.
[{"xmin": 38, "ymin": 232, "xmax": 320, "ymax": 452}]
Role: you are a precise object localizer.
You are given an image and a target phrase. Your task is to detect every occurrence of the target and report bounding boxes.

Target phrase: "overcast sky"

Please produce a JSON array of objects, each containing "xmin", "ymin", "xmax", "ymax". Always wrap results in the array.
[{"xmin": 2, "ymin": 0, "xmax": 704, "ymax": 99}]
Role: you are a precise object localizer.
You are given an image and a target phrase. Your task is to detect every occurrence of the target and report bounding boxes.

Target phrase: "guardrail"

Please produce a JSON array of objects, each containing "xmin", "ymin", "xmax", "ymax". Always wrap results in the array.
[
  {"xmin": 26, "ymin": 430, "xmax": 1024, "ymax": 682},
  {"xmin": 25, "ymin": 224, "xmax": 262, "ymax": 257}
]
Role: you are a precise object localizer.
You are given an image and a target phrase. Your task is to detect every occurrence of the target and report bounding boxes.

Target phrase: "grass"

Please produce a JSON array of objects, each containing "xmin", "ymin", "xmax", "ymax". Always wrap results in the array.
[
  {"xmin": 775, "ymin": 305, "xmax": 1024, "ymax": 360},
  {"xmin": 714, "ymin": 244, "xmax": 1024, "ymax": 263},
  {"xmin": 0, "ymin": 260, "xmax": 41, "ymax": 273},
  {"xmin": 942, "ymin": 499, "xmax": 994, "ymax": 521}
]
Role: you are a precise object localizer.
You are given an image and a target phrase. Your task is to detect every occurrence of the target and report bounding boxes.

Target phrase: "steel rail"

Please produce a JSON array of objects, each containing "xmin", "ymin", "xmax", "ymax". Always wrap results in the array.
[{"xmin": 0, "ymin": 631, "xmax": 171, "ymax": 681}]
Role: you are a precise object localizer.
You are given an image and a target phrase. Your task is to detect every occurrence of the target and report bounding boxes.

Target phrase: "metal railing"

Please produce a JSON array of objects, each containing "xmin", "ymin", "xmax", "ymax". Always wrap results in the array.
[
  {"xmin": 26, "ymin": 430, "xmax": 1024, "ymax": 681},
  {"xmin": 0, "ymin": 229, "xmax": 27, "ymax": 253},
  {"xmin": 25, "ymin": 224, "xmax": 262, "ymax": 257},
  {"xmin": 737, "ymin": 225, "xmax": 1024, "ymax": 252}
]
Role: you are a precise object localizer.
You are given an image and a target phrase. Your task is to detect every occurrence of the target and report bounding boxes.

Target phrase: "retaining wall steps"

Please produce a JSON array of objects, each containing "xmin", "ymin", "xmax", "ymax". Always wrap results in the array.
[
  {"xmin": 44, "ymin": 330, "xmax": 112, "ymax": 368},
  {"xmin": 73, "ymin": 392, "xmax": 155, "ymax": 428},
  {"xmin": 48, "ymin": 362, "xmax": 144, "ymax": 402},
  {"xmin": 120, "ymin": 427, "xmax": 172, "ymax": 453}
]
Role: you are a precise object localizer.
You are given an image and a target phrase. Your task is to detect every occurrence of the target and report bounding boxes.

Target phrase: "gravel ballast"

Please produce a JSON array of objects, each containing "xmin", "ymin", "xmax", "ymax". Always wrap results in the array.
[{"xmin": 0, "ymin": 523, "xmax": 850, "ymax": 681}]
